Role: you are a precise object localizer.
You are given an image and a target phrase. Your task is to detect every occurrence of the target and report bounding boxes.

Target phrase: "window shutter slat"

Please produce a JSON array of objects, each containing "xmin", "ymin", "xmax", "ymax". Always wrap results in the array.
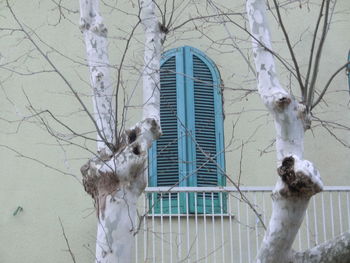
[
  {"xmin": 193, "ymin": 55, "xmax": 218, "ymax": 187},
  {"xmin": 157, "ymin": 56, "xmax": 179, "ymax": 187}
]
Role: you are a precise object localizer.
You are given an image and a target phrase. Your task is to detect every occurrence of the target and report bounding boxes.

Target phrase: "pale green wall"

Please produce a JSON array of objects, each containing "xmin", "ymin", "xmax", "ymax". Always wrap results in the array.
[{"xmin": 0, "ymin": 0, "xmax": 349, "ymax": 262}]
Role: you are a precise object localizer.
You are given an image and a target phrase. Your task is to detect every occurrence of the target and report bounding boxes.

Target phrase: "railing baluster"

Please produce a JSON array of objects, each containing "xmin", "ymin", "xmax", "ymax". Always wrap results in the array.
[
  {"xmin": 306, "ymin": 209, "xmax": 310, "ymax": 248},
  {"xmin": 211, "ymin": 192, "xmax": 217, "ymax": 263},
  {"xmin": 246, "ymin": 195, "xmax": 251, "ymax": 263},
  {"xmin": 321, "ymin": 192, "xmax": 327, "ymax": 242},
  {"xmin": 220, "ymin": 192, "xmax": 225, "ymax": 263},
  {"xmin": 194, "ymin": 192, "xmax": 199, "ymax": 263},
  {"xmin": 177, "ymin": 192, "xmax": 182, "ymax": 261},
  {"xmin": 203, "ymin": 192, "xmax": 208, "ymax": 263},
  {"xmin": 262, "ymin": 193, "xmax": 266, "ymax": 225},
  {"xmin": 228, "ymin": 193, "xmax": 234, "ymax": 263},
  {"xmin": 338, "ymin": 192, "xmax": 343, "ymax": 233},
  {"xmin": 169, "ymin": 193, "xmax": 173, "ymax": 263},
  {"xmin": 186, "ymin": 192, "xmax": 190, "ymax": 262},
  {"xmin": 135, "ymin": 209, "xmax": 138, "ymax": 263},
  {"xmin": 313, "ymin": 197, "xmax": 318, "ymax": 245},
  {"xmin": 161, "ymin": 193, "xmax": 164, "ymax": 263},
  {"xmin": 254, "ymin": 193, "xmax": 259, "ymax": 255},
  {"xmin": 330, "ymin": 193, "xmax": 335, "ymax": 238},
  {"xmin": 347, "ymin": 192, "xmax": 350, "ymax": 231},
  {"xmin": 152, "ymin": 194, "xmax": 156, "ymax": 263},
  {"xmin": 237, "ymin": 198, "xmax": 242, "ymax": 263},
  {"xmin": 144, "ymin": 194, "xmax": 148, "ymax": 262}
]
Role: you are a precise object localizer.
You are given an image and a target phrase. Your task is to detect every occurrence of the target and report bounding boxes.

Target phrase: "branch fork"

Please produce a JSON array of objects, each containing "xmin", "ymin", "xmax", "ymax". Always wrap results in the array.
[{"xmin": 81, "ymin": 118, "xmax": 161, "ymax": 218}]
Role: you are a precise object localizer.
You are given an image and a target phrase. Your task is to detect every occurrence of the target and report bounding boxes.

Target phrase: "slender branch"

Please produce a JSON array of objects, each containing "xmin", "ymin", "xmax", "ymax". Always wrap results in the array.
[
  {"xmin": 207, "ymin": 1, "xmax": 257, "ymax": 77},
  {"xmin": 0, "ymin": 144, "xmax": 78, "ymax": 179},
  {"xmin": 304, "ymin": 0, "xmax": 326, "ymax": 100},
  {"xmin": 171, "ymin": 13, "xmax": 242, "ymax": 31},
  {"xmin": 58, "ymin": 217, "xmax": 77, "ymax": 263},
  {"xmin": 115, "ymin": 19, "xmax": 141, "ymax": 146},
  {"xmin": 166, "ymin": 0, "xmax": 176, "ymax": 29},
  {"xmin": 312, "ymin": 61, "xmax": 350, "ymax": 109},
  {"xmin": 272, "ymin": 0, "xmax": 304, "ymax": 96},
  {"xmin": 306, "ymin": 0, "xmax": 331, "ymax": 111}
]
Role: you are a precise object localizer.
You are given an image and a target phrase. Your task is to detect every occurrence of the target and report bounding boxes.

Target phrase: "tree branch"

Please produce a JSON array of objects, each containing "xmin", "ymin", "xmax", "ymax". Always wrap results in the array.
[
  {"xmin": 294, "ymin": 232, "xmax": 350, "ymax": 263},
  {"xmin": 304, "ymin": 0, "xmax": 326, "ymax": 100},
  {"xmin": 272, "ymin": 0, "xmax": 305, "ymax": 96},
  {"xmin": 306, "ymin": 0, "xmax": 331, "ymax": 112},
  {"xmin": 58, "ymin": 217, "xmax": 77, "ymax": 263},
  {"xmin": 312, "ymin": 61, "xmax": 350, "ymax": 109}
]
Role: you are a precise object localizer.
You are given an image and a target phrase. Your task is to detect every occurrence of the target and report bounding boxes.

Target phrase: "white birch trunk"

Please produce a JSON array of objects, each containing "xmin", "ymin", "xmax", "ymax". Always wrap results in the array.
[
  {"xmin": 79, "ymin": 0, "xmax": 163, "ymax": 262},
  {"xmin": 79, "ymin": 0, "xmax": 114, "ymax": 153},
  {"xmin": 247, "ymin": 0, "xmax": 350, "ymax": 262},
  {"xmin": 141, "ymin": 0, "xmax": 165, "ymax": 123},
  {"xmin": 81, "ymin": 118, "xmax": 161, "ymax": 263},
  {"xmin": 246, "ymin": 0, "xmax": 323, "ymax": 262}
]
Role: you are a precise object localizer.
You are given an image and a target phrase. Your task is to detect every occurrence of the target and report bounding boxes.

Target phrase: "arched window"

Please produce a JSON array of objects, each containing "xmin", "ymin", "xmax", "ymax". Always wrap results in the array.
[{"xmin": 148, "ymin": 46, "xmax": 226, "ymax": 213}]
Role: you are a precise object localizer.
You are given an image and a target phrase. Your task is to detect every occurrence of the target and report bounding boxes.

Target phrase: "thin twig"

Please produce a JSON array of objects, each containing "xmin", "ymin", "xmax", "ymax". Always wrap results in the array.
[
  {"xmin": 0, "ymin": 144, "xmax": 78, "ymax": 179},
  {"xmin": 312, "ymin": 61, "xmax": 350, "ymax": 109},
  {"xmin": 58, "ymin": 217, "xmax": 77, "ymax": 263},
  {"xmin": 5, "ymin": 0, "xmax": 111, "ymax": 151}
]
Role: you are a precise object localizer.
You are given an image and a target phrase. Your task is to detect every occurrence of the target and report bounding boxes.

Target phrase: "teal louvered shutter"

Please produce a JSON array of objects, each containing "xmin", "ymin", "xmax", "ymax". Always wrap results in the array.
[
  {"xmin": 184, "ymin": 47, "xmax": 226, "ymax": 214},
  {"xmin": 148, "ymin": 48, "xmax": 187, "ymax": 214},
  {"xmin": 148, "ymin": 46, "xmax": 226, "ymax": 214}
]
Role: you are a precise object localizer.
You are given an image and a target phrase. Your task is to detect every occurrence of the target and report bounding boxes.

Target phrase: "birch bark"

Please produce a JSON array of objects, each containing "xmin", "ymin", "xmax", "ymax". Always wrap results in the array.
[
  {"xmin": 246, "ymin": 0, "xmax": 323, "ymax": 262},
  {"xmin": 247, "ymin": 0, "xmax": 350, "ymax": 262},
  {"xmin": 79, "ymin": 0, "xmax": 114, "ymax": 153},
  {"xmin": 141, "ymin": 0, "xmax": 165, "ymax": 122},
  {"xmin": 79, "ymin": 0, "xmax": 163, "ymax": 262}
]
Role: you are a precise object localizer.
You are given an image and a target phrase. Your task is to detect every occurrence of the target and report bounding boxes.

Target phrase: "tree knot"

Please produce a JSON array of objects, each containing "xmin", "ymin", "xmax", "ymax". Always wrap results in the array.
[
  {"xmin": 277, "ymin": 156, "xmax": 323, "ymax": 198},
  {"xmin": 275, "ymin": 96, "xmax": 291, "ymax": 111},
  {"xmin": 80, "ymin": 158, "xmax": 119, "ymax": 219}
]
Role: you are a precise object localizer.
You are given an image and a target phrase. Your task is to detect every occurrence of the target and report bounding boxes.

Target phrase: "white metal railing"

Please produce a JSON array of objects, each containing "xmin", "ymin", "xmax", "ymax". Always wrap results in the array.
[{"xmin": 135, "ymin": 186, "xmax": 350, "ymax": 263}]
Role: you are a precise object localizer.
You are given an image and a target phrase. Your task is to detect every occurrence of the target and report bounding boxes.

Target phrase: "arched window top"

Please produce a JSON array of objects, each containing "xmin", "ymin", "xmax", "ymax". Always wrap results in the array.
[{"xmin": 161, "ymin": 46, "xmax": 222, "ymax": 87}]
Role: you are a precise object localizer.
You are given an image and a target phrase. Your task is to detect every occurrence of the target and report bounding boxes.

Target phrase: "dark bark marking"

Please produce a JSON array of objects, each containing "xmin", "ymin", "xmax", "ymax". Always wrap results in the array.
[
  {"xmin": 81, "ymin": 159, "xmax": 119, "ymax": 219},
  {"xmin": 126, "ymin": 126, "xmax": 141, "ymax": 144},
  {"xmin": 277, "ymin": 156, "xmax": 322, "ymax": 197},
  {"xmin": 276, "ymin": 96, "xmax": 291, "ymax": 111},
  {"xmin": 132, "ymin": 145, "xmax": 140, "ymax": 155}
]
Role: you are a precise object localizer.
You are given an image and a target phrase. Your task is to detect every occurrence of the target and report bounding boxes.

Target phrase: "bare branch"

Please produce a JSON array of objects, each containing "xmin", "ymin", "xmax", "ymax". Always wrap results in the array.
[
  {"xmin": 272, "ymin": 0, "xmax": 305, "ymax": 96},
  {"xmin": 5, "ymin": 0, "xmax": 112, "ymax": 151},
  {"xmin": 171, "ymin": 12, "xmax": 242, "ymax": 32},
  {"xmin": 304, "ymin": 0, "xmax": 326, "ymax": 100},
  {"xmin": 0, "ymin": 144, "xmax": 78, "ymax": 180},
  {"xmin": 58, "ymin": 217, "xmax": 77, "ymax": 263},
  {"xmin": 115, "ymin": 18, "xmax": 141, "ymax": 145},
  {"xmin": 307, "ymin": 0, "xmax": 331, "ymax": 111},
  {"xmin": 312, "ymin": 61, "xmax": 350, "ymax": 109}
]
